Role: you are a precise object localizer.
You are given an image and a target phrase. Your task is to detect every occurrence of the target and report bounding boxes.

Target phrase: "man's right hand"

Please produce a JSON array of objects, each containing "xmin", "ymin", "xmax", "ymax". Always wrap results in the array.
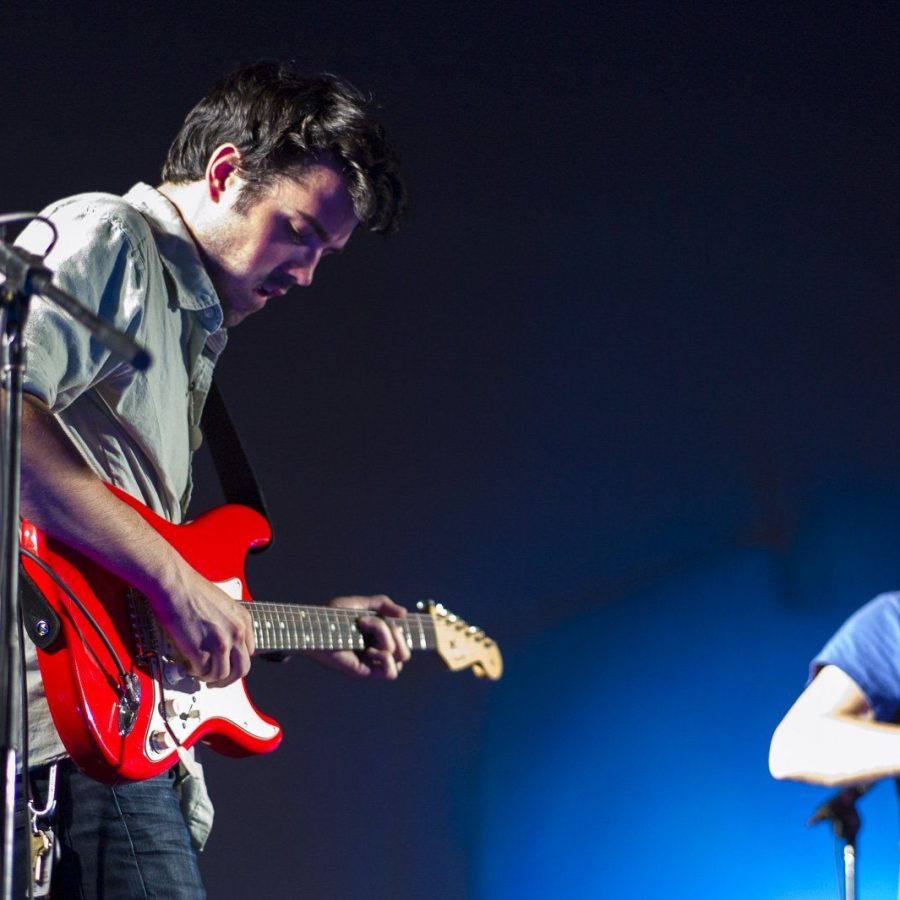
[{"xmin": 148, "ymin": 567, "xmax": 255, "ymax": 687}]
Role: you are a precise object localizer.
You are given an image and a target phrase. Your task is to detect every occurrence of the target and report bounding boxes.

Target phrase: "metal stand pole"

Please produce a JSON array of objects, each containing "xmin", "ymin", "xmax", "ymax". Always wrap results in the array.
[
  {"xmin": 808, "ymin": 785, "xmax": 864, "ymax": 900},
  {"xmin": 844, "ymin": 843, "xmax": 856, "ymax": 900},
  {"xmin": 0, "ymin": 222, "xmax": 151, "ymax": 899},
  {"xmin": 0, "ymin": 284, "xmax": 30, "ymax": 900}
]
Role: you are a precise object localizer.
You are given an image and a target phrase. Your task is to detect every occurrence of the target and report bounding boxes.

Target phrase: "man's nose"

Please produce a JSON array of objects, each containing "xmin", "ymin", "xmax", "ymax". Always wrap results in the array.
[{"xmin": 289, "ymin": 250, "xmax": 322, "ymax": 287}]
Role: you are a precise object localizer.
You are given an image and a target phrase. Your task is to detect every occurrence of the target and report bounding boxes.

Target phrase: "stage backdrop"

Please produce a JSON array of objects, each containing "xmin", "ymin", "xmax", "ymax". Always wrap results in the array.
[{"xmin": 2, "ymin": 2, "xmax": 899, "ymax": 896}]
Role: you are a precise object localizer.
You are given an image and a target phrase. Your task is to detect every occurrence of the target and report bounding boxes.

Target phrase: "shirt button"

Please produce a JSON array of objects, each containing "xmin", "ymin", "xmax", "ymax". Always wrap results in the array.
[{"xmin": 190, "ymin": 425, "xmax": 203, "ymax": 451}]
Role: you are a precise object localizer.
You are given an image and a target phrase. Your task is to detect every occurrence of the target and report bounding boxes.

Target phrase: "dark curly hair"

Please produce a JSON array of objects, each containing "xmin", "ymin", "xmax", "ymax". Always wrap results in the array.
[{"xmin": 161, "ymin": 61, "xmax": 407, "ymax": 233}]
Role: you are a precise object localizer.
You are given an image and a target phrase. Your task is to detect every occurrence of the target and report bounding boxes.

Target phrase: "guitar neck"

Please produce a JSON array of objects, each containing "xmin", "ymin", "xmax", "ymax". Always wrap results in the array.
[{"xmin": 247, "ymin": 602, "xmax": 437, "ymax": 655}]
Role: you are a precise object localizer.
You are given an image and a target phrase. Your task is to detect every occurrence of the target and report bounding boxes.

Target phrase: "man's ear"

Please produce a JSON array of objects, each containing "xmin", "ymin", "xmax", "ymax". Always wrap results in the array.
[{"xmin": 205, "ymin": 144, "xmax": 242, "ymax": 202}]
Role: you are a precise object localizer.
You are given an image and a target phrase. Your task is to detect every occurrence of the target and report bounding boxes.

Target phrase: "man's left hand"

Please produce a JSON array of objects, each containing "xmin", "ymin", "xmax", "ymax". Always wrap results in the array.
[{"xmin": 309, "ymin": 594, "xmax": 411, "ymax": 679}]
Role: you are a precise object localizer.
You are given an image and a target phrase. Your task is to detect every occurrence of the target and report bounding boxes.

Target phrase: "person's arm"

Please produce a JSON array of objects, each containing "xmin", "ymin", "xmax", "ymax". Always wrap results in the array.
[
  {"xmin": 20, "ymin": 395, "xmax": 411, "ymax": 681},
  {"xmin": 769, "ymin": 664, "xmax": 900, "ymax": 786},
  {"xmin": 20, "ymin": 394, "xmax": 254, "ymax": 686}
]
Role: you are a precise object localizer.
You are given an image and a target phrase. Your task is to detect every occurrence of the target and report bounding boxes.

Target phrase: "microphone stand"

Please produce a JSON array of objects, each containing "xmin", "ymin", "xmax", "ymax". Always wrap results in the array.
[
  {"xmin": 808, "ymin": 784, "xmax": 866, "ymax": 900},
  {"xmin": 0, "ymin": 219, "xmax": 151, "ymax": 899}
]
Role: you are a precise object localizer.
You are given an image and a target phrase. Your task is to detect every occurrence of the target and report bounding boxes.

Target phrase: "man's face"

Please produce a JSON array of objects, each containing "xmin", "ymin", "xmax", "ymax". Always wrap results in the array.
[{"xmin": 197, "ymin": 159, "xmax": 358, "ymax": 327}]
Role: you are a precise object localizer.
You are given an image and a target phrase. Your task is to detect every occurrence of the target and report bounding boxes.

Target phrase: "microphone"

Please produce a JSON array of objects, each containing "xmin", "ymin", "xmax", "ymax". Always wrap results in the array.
[{"xmin": 807, "ymin": 784, "xmax": 870, "ymax": 843}]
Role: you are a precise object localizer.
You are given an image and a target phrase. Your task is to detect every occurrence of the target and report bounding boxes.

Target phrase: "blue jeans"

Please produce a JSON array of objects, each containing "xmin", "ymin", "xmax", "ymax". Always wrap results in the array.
[{"xmin": 19, "ymin": 761, "xmax": 206, "ymax": 899}]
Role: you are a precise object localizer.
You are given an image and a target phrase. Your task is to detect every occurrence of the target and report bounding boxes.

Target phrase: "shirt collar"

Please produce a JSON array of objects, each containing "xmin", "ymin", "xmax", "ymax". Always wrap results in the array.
[{"xmin": 123, "ymin": 183, "xmax": 224, "ymax": 332}]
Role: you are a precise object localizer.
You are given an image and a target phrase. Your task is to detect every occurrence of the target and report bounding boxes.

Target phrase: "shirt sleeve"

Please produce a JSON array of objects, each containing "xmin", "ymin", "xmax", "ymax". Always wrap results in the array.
[
  {"xmin": 812, "ymin": 592, "xmax": 900, "ymax": 722},
  {"xmin": 17, "ymin": 199, "xmax": 147, "ymax": 412}
]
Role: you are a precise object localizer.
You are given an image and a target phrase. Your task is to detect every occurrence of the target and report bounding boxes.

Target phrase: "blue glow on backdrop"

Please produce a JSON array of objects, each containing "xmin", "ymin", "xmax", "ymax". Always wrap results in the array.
[{"xmin": 477, "ymin": 505, "xmax": 900, "ymax": 898}]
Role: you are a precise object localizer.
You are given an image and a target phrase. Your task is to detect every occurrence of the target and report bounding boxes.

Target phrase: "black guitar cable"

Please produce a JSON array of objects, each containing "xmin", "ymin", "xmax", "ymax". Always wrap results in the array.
[{"xmin": 18, "ymin": 548, "xmax": 137, "ymax": 706}]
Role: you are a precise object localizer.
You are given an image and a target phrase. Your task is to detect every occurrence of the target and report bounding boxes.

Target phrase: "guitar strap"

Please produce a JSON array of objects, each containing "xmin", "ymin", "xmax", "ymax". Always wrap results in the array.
[
  {"xmin": 20, "ymin": 564, "xmax": 60, "ymax": 650},
  {"xmin": 201, "ymin": 379, "xmax": 287, "ymax": 662},
  {"xmin": 200, "ymin": 379, "xmax": 273, "ymax": 552}
]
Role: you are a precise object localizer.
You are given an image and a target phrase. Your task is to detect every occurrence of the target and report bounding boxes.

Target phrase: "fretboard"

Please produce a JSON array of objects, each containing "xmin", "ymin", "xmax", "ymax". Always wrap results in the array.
[{"xmin": 247, "ymin": 602, "xmax": 438, "ymax": 655}]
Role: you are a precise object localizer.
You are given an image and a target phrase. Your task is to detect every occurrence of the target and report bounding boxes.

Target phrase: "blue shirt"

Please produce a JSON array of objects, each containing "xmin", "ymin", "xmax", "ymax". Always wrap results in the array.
[{"xmin": 813, "ymin": 592, "xmax": 900, "ymax": 722}]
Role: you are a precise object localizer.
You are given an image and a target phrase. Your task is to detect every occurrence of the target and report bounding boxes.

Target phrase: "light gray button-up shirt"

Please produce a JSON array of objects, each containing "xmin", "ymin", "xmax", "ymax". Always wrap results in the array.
[
  {"xmin": 21, "ymin": 182, "xmax": 227, "ymax": 523},
  {"xmin": 17, "ymin": 185, "xmax": 226, "ymax": 843}
]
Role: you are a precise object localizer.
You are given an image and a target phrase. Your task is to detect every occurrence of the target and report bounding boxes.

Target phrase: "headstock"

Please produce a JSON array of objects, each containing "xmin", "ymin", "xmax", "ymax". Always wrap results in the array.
[{"xmin": 418, "ymin": 601, "xmax": 503, "ymax": 680}]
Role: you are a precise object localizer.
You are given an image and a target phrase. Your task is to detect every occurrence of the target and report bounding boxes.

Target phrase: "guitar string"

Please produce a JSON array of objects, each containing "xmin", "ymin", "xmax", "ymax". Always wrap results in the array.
[
  {"xmin": 247, "ymin": 610, "xmax": 437, "ymax": 645},
  {"xmin": 246, "ymin": 604, "xmax": 439, "ymax": 652}
]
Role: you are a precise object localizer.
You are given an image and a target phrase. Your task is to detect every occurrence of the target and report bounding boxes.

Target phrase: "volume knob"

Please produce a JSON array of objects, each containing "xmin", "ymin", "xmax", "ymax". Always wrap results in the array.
[
  {"xmin": 164, "ymin": 697, "xmax": 188, "ymax": 718},
  {"xmin": 150, "ymin": 730, "xmax": 173, "ymax": 752}
]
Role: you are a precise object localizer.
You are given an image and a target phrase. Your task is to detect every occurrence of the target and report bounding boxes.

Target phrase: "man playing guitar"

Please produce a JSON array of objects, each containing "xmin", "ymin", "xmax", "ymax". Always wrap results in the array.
[{"xmin": 14, "ymin": 61, "xmax": 410, "ymax": 898}]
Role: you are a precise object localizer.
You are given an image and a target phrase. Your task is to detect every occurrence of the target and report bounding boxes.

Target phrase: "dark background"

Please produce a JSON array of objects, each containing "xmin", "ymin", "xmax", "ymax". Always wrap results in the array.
[{"xmin": 3, "ymin": 2, "xmax": 899, "ymax": 896}]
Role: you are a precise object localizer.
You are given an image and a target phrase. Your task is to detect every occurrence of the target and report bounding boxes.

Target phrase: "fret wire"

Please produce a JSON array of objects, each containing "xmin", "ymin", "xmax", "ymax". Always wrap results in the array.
[
  {"xmin": 283, "ymin": 606, "xmax": 292, "ymax": 650},
  {"xmin": 288, "ymin": 606, "xmax": 299, "ymax": 651},
  {"xmin": 314, "ymin": 605, "xmax": 325, "ymax": 650},
  {"xmin": 282, "ymin": 604, "xmax": 293, "ymax": 650},
  {"xmin": 304, "ymin": 605, "xmax": 315, "ymax": 649},
  {"xmin": 416, "ymin": 616, "xmax": 426, "ymax": 649},
  {"xmin": 326, "ymin": 607, "xmax": 334, "ymax": 650},
  {"xmin": 294, "ymin": 609, "xmax": 308, "ymax": 650},
  {"xmin": 298, "ymin": 606, "xmax": 310, "ymax": 650},
  {"xmin": 285, "ymin": 606, "xmax": 297, "ymax": 650}
]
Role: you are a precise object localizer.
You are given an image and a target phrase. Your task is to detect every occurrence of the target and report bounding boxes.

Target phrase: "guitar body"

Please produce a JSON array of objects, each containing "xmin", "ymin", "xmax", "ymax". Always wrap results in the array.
[{"xmin": 20, "ymin": 485, "xmax": 281, "ymax": 784}]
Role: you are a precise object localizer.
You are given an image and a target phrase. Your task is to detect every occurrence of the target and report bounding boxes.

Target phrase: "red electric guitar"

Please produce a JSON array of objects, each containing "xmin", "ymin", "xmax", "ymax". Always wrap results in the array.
[{"xmin": 19, "ymin": 485, "xmax": 502, "ymax": 784}]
